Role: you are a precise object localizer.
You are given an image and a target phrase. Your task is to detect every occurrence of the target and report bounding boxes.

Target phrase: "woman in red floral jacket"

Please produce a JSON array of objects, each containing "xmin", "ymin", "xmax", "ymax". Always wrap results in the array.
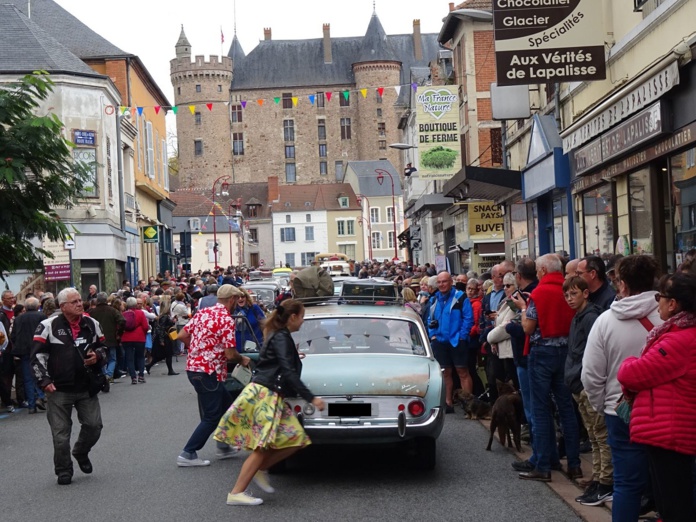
[{"xmin": 618, "ymin": 272, "xmax": 696, "ymax": 522}]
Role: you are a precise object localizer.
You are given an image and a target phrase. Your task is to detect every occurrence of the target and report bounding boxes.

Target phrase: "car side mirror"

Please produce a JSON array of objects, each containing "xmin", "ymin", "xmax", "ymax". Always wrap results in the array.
[{"xmin": 244, "ymin": 340, "xmax": 258, "ymax": 353}]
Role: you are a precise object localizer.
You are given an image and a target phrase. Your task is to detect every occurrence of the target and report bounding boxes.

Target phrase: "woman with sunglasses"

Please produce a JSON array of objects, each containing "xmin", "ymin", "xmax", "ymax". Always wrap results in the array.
[
  {"xmin": 234, "ymin": 289, "xmax": 265, "ymax": 352},
  {"xmin": 618, "ymin": 272, "xmax": 696, "ymax": 521},
  {"xmin": 486, "ymin": 272, "xmax": 522, "ymax": 388}
]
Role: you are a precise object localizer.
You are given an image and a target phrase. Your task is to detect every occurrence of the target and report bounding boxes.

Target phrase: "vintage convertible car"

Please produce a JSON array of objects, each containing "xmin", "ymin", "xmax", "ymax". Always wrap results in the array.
[{"xmin": 287, "ymin": 301, "xmax": 445, "ymax": 469}]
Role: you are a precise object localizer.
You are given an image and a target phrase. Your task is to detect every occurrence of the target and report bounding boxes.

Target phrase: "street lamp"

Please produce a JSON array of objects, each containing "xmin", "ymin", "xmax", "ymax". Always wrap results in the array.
[
  {"xmin": 229, "ymin": 198, "xmax": 243, "ymax": 267},
  {"xmin": 212, "ymin": 175, "xmax": 230, "ymax": 269},
  {"xmin": 356, "ymin": 193, "xmax": 373, "ymax": 261},
  {"xmin": 375, "ymin": 168, "xmax": 399, "ymax": 262}
]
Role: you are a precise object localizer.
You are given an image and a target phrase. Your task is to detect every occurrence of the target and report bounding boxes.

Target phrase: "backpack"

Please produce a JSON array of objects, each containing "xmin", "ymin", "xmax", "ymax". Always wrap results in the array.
[
  {"xmin": 291, "ymin": 266, "xmax": 333, "ymax": 302},
  {"xmin": 123, "ymin": 310, "xmax": 138, "ymax": 332}
]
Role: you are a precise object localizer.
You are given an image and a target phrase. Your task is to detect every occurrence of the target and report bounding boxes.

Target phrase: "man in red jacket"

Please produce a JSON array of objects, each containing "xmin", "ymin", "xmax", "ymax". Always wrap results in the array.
[{"xmin": 510, "ymin": 254, "xmax": 581, "ymax": 483}]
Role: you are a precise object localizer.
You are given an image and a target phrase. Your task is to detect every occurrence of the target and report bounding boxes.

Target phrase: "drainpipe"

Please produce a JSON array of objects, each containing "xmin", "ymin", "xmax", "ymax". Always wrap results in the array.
[{"xmin": 554, "ymin": 82, "xmax": 561, "ymax": 130}]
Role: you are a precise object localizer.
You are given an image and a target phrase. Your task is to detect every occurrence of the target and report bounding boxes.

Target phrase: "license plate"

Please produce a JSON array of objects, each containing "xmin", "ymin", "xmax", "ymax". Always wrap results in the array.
[{"xmin": 328, "ymin": 403, "xmax": 371, "ymax": 417}]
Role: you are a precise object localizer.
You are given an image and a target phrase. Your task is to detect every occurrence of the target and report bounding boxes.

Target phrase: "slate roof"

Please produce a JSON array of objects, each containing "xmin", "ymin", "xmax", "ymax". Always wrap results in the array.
[
  {"xmin": 355, "ymin": 13, "xmax": 400, "ymax": 64},
  {"xmin": 171, "ymin": 183, "xmax": 271, "ymax": 219},
  {"xmin": 228, "ymin": 34, "xmax": 246, "ymax": 64},
  {"xmin": 231, "ymin": 12, "xmax": 443, "ymax": 90},
  {"xmin": 345, "ymin": 160, "xmax": 403, "ymax": 197},
  {"xmin": 0, "ymin": 4, "xmax": 103, "ymax": 77},
  {"xmin": 271, "ymin": 183, "xmax": 360, "ymax": 213},
  {"xmin": 11, "ymin": 0, "xmax": 129, "ymax": 59},
  {"xmin": 456, "ymin": 0, "xmax": 492, "ymax": 9},
  {"xmin": 176, "ymin": 25, "xmax": 191, "ymax": 49}
]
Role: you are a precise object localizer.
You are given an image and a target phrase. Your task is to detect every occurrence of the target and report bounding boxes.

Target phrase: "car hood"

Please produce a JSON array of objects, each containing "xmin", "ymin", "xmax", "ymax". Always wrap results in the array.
[{"xmin": 300, "ymin": 355, "xmax": 433, "ymax": 398}]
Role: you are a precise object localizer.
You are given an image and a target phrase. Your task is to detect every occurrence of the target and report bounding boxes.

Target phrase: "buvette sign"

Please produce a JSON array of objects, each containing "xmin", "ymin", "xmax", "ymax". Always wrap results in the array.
[{"xmin": 493, "ymin": 0, "xmax": 606, "ymax": 86}]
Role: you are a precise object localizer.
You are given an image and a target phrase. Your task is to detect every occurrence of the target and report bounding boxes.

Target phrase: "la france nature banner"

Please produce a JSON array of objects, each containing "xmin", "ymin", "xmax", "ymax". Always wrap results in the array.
[
  {"xmin": 493, "ymin": 0, "xmax": 606, "ymax": 86},
  {"xmin": 415, "ymin": 86, "xmax": 462, "ymax": 181}
]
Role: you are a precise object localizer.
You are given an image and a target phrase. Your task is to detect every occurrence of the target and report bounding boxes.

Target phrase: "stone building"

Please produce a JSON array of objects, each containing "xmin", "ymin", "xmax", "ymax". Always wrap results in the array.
[{"xmin": 171, "ymin": 10, "xmax": 443, "ymax": 190}]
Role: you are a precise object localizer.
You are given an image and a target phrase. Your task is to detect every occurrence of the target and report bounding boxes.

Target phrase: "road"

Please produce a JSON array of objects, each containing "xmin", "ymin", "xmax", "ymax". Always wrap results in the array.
[{"xmin": 0, "ymin": 360, "xmax": 581, "ymax": 522}]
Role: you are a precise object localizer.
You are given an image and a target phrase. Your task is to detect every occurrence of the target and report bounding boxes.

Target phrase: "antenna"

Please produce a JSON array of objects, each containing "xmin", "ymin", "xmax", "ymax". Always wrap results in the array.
[
  {"xmin": 373, "ymin": 0, "xmax": 376, "ymax": 14},
  {"xmin": 234, "ymin": 0, "xmax": 237, "ymax": 36}
]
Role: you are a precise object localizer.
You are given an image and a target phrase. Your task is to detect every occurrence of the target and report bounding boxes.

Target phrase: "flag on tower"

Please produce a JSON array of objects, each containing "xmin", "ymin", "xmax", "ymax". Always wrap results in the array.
[{"xmin": 221, "ymin": 27, "xmax": 225, "ymax": 44}]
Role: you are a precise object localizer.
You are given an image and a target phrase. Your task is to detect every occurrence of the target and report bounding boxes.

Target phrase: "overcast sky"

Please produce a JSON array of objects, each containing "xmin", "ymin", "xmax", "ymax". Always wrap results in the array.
[{"xmin": 54, "ymin": 0, "xmax": 454, "ymax": 137}]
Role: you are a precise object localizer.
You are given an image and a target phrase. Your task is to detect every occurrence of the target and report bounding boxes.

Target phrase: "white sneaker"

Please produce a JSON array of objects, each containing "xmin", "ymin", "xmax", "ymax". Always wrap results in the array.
[
  {"xmin": 216, "ymin": 446, "xmax": 240, "ymax": 460},
  {"xmin": 252, "ymin": 470, "xmax": 275, "ymax": 493},
  {"xmin": 176, "ymin": 455, "xmax": 211, "ymax": 467},
  {"xmin": 226, "ymin": 491, "xmax": 263, "ymax": 506}
]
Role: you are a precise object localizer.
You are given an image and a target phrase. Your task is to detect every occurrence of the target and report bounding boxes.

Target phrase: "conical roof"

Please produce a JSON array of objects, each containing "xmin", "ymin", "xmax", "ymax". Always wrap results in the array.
[
  {"xmin": 227, "ymin": 34, "xmax": 245, "ymax": 63},
  {"xmin": 176, "ymin": 25, "xmax": 191, "ymax": 48},
  {"xmin": 354, "ymin": 12, "xmax": 400, "ymax": 65}
]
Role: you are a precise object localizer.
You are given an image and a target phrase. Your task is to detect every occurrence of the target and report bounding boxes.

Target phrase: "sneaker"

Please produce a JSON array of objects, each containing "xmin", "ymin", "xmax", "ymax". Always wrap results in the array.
[
  {"xmin": 131, "ymin": 378, "xmax": 138, "ymax": 385},
  {"xmin": 19, "ymin": 401, "xmax": 29, "ymax": 408},
  {"xmin": 252, "ymin": 470, "xmax": 275, "ymax": 493},
  {"xmin": 576, "ymin": 481, "xmax": 599, "ymax": 502},
  {"xmin": 580, "ymin": 484, "xmax": 614, "ymax": 506},
  {"xmin": 511, "ymin": 459, "xmax": 535, "ymax": 472},
  {"xmin": 177, "ymin": 455, "xmax": 211, "ymax": 467},
  {"xmin": 216, "ymin": 447, "xmax": 240, "ymax": 460},
  {"xmin": 6, "ymin": 405, "xmax": 15, "ymax": 413},
  {"xmin": 138, "ymin": 376, "xmax": 146, "ymax": 383},
  {"xmin": 226, "ymin": 491, "xmax": 263, "ymax": 506}
]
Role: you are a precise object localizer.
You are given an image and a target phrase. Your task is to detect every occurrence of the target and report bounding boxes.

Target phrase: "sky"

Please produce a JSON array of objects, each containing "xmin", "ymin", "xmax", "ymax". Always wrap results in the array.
[{"xmin": 54, "ymin": 0, "xmax": 458, "ymax": 139}]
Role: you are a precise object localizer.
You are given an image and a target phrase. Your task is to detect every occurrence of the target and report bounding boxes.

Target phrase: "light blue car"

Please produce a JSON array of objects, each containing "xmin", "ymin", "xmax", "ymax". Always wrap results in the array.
[{"xmin": 288, "ymin": 302, "xmax": 445, "ymax": 469}]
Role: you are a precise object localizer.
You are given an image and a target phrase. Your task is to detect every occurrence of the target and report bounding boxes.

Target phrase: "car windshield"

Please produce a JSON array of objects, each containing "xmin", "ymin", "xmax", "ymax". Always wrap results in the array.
[
  {"xmin": 292, "ymin": 317, "xmax": 427, "ymax": 356},
  {"xmin": 249, "ymin": 288, "xmax": 274, "ymax": 304},
  {"xmin": 340, "ymin": 282, "xmax": 398, "ymax": 300}
]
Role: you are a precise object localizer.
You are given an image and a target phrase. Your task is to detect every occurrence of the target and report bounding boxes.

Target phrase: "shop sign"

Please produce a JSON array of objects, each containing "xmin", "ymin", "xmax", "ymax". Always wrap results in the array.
[
  {"xmin": 45, "ymin": 264, "xmax": 72, "ymax": 282},
  {"xmin": 572, "ymin": 120, "xmax": 696, "ymax": 193},
  {"xmin": 492, "ymin": 0, "xmax": 606, "ymax": 87},
  {"xmin": 415, "ymin": 86, "xmax": 461, "ymax": 181},
  {"xmin": 468, "ymin": 202, "xmax": 505, "ymax": 240},
  {"xmin": 142, "ymin": 226, "xmax": 159, "ymax": 243},
  {"xmin": 573, "ymin": 102, "xmax": 667, "ymax": 176},
  {"xmin": 563, "ymin": 60, "xmax": 680, "ymax": 153}
]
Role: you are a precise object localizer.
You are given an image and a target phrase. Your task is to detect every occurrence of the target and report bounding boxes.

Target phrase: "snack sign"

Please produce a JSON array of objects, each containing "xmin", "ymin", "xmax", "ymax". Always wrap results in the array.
[
  {"xmin": 415, "ymin": 86, "xmax": 462, "ymax": 181},
  {"xmin": 493, "ymin": 0, "xmax": 606, "ymax": 86}
]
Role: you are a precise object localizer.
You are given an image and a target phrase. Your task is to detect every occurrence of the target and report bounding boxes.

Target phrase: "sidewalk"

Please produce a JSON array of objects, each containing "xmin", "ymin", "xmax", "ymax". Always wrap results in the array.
[{"xmin": 479, "ymin": 418, "xmax": 612, "ymax": 522}]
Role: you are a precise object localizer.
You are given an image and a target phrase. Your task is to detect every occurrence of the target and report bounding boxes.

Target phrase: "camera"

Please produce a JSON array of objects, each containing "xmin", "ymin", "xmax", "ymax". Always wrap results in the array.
[{"xmin": 429, "ymin": 319, "xmax": 439, "ymax": 329}]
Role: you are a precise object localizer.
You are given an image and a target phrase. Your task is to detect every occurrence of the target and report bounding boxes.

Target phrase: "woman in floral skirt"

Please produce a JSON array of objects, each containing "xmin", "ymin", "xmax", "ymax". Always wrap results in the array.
[{"xmin": 214, "ymin": 299, "xmax": 325, "ymax": 506}]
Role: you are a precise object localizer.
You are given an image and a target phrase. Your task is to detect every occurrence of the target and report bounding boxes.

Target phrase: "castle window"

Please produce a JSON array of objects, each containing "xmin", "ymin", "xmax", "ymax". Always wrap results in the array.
[
  {"xmin": 195, "ymin": 112, "xmax": 201, "ymax": 125},
  {"xmin": 316, "ymin": 92, "xmax": 325, "ymax": 108},
  {"xmin": 317, "ymin": 119, "xmax": 326, "ymax": 141},
  {"xmin": 377, "ymin": 108, "xmax": 382, "ymax": 118},
  {"xmin": 340, "ymin": 93, "xmax": 350, "ymax": 107},
  {"xmin": 378, "ymin": 122, "xmax": 386, "ymax": 137},
  {"xmin": 195, "ymin": 84, "xmax": 201, "ymax": 93},
  {"xmin": 283, "ymin": 120, "xmax": 295, "ymax": 142},
  {"xmin": 282, "ymin": 92, "xmax": 293, "ymax": 109},
  {"xmin": 177, "ymin": 87, "xmax": 181, "ymax": 95},
  {"xmin": 340, "ymin": 118, "xmax": 352, "ymax": 140},
  {"xmin": 285, "ymin": 145, "xmax": 295, "ymax": 159},
  {"xmin": 231, "ymin": 104, "xmax": 243, "ymax": 123},
  {"xmin": 319, "ymin": 161, "xmax": 328, "ymax": 176},
  {"xmin": 285, "ymin": 163, "xmax": 296, "ymax": 183},
  {"xmin": 335, "ymin": 161, "xmax": 344, "ymax": 182},
  {"xmin": 319, "ymin": 144, "xmax": 327, "ymax": 158},
  {"xmin": 376, "ymin": 90, "xmax": 383, "ymax": 103},
  {"xmin": 233, "ymin": 133, "xmax": 244, "ymax": 156},
  {"xmin": 378, "ymin": 140, "xmax": 387, "ymax": 150},
  {"xmin": 218, "ymin": 85, "xmax": 222, "ymax": 92},
  {"xmin": 194, "ymin": 139, "xmax": 203, "ymax": 156}
]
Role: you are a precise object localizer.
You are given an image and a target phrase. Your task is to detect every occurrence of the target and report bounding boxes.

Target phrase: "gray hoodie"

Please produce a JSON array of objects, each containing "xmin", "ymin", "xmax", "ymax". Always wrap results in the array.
[{"xmin": 581, "ymin": 291, "xmax": 662, "ymax": 416}]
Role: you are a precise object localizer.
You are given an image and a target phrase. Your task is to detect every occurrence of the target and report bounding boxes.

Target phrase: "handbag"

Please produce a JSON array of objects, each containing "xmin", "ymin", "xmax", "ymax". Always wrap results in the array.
[
  {"xmin": 168, "ymin": 327, "xmax": 179, "ymax": 341},
  {"xmin": 230, "ymin": 363, "xmax": 252, "ymax": 386}
]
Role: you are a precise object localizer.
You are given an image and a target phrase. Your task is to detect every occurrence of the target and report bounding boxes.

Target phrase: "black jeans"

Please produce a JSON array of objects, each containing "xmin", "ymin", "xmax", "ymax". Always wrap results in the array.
[
  {"xmin": 647, "ymin": 445, "xmax": 696, "ymax": 522},
  {"xmin": 46, "ymin": 390, "xmax": 103, "ymax": 476}
]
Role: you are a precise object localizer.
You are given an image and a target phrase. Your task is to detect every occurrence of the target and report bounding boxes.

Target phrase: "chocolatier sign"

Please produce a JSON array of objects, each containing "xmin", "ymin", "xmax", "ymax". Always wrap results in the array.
[{"xmin": 493, "ymin": 0, "xmax": 606, "ymax": 86}]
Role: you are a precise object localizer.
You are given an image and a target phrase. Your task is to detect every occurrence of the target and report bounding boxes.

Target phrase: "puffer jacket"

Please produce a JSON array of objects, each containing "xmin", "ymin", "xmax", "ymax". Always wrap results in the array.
[
  {"xmin": 618, "ymin": 324, "xmax": 696, "ymax": 455},
  {"xmin": 582, "ymin": 291, "xmax": 662, "ymax": 416}
]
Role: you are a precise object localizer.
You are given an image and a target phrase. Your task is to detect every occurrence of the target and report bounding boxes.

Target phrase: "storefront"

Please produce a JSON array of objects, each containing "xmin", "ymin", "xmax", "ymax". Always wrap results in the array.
[{"xmin": 568, "ymin": 58, "xmax": 696, "ymax": 273}]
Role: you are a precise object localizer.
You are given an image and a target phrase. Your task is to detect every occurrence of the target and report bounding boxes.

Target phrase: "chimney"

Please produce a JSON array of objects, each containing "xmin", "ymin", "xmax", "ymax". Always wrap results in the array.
[
  {"xmin": 449, "ymin": 2, "xmax": 455, "ymax": 11},
  {"xmin": 263, "ymin": 27, "xmax": 272, "ymax": 41},
  {"xmin": 268, "ymin": 176, "xmax": 279, "ymax": 202},
  {"xmin": 323, "ymin": 24, "xmax": 332, "ymax": 64},
  {"xmin": 413, "ymin": 20, "xmax": 422, "ymax": 61}
]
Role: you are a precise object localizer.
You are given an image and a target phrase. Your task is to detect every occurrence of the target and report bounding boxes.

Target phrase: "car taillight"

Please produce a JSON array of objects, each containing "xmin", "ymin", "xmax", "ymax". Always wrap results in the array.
[
  {"xmin": 294, "ymin": 405, "xmax": 302, "ymax": 413},
  {"xmin": 408, "ymin": 400, "xmax": 425, "ymax": 417},
  {"xmin": 398, "ymin": 404, "xmax": 405, "ymax": 411}
]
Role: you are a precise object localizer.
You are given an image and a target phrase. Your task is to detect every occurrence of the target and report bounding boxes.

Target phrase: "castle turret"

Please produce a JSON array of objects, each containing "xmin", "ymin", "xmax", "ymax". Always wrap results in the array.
[{"xmin": 170, "ymin": 30, "xmax": 233, "ymax": 188}]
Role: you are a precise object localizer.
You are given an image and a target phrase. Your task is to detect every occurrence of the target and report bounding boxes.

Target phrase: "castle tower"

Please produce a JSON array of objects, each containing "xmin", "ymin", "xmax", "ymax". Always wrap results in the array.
[
  {"xmin": 352, "ymin": 12, "xmax": 403, "ymax": 171},
  {"xmin": 170, "ymin": 26, "xmax": 233, "ymax": 188}
]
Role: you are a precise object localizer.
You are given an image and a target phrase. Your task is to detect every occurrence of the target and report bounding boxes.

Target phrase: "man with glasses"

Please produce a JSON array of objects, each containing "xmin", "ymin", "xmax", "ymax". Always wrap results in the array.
[
  {"xmin": 576, "ymin": 255, "xmax": 616, "ymax": 311},
  {"xmin": 31, "ymin": 287, "xmax": 107, "ymax": 485},
  {"xmin": 479, "ymin": 264, "xmax": 510, "ymax": 403}
]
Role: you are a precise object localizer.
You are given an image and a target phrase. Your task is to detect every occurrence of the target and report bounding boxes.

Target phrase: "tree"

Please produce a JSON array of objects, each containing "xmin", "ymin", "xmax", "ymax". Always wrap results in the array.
[{"xmin": 0, "ymin": 72, "xmax": 91, "ymax": 278}]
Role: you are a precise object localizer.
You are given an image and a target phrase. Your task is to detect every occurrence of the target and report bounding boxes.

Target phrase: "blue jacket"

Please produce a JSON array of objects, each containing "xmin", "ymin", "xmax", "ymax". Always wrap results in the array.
[{"xmin": 427, "ymin": 289, "xmax": 474, "ymax": 347}]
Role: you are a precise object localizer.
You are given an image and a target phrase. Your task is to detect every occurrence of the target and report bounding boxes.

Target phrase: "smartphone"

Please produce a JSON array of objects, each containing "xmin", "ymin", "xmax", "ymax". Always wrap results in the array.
[{"xmin": 513, "ymin": 290, "xmax": 527, "ymax": 304}]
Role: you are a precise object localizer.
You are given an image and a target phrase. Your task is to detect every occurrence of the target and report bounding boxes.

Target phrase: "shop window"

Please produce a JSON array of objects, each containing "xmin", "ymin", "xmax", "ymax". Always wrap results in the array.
[
  {"xmin": 669, "ymin": 148, "xmax": 696, "ymax": 269},
  {"xmin": 552, "ymin": 196, "xmax": 570, "ymax": 257},
  {"xmin": 629, "ymin": 169, "xmax": 653, "ymax": 255},
  {"xmin": 583, "ymin": 184, "xmax": 614, "ymax": 257}
]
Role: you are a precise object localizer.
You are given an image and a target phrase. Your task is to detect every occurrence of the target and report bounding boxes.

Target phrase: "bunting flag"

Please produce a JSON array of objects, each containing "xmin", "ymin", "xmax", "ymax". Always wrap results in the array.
[
  {"xmin": 308, "ymin": 94, "xmax": 315, "ymax": 105},
  {"xmin": 394, "ymin": 85, "xmax": 401, "ymax": 97},
  {"xmin": 137, "ymin": 107, "xmax": 144, "ymax": 116},
  {"xmin": 411, "ymin": 82, "xmax": 418, "ymax": 92},
  {"xmin": 257, "ymin": 99, "xmax": 264, "ymax": 106},
  {"xmin": 120, "ymin": 106, "xmax": 128, "ymax": 115},
  {"xmin": 326, "ymin": 91, "xmax": 332, "ymax": 102},
  {"xmin": 188, "ymin": 105, "xmax": 196, "ymax": 115},
  {"xmin": 241, "ymin": 100, "xmax": 247, "ymax": 109},
  {"xmin": 377, "ymin": 87, "xmax": 384, "ymax": 97},
  {"xmin": 273, "ymin": 97, "xmax": 280, "ymax": 104},
  {"xmin": 360, "ymin": 88, "xmax": 367, "ymax": 98},
  {"xmin": 206, "ymin": 103, "xmax": 213, "ymax": 111},
  {"xmin": 154, "ymin": 106, "xmax": 161, "ymax": 115},
  {"xmin": 171, "ymin": 106, "xmax": 178, "ymax": 114},
  {"xmin": 292, "ymin": 97, "xmax": 298, "ymax": 107},
  {"xmin": 130, "ymin": 106, "xmax": 137, "ymax": 117},
  {"xmin": 224, "ymin": 101, "xmax": 230, "ymax": 106},
  {"xmin": 342, "ymin": 90, "xmax": 350, "ymax": 101}
]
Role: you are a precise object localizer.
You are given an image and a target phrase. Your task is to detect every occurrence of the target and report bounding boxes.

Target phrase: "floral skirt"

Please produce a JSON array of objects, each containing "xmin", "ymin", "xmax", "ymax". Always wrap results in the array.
[{"xmin": 213, "ymin": 383, "xmax": 311, "ymax": 451}]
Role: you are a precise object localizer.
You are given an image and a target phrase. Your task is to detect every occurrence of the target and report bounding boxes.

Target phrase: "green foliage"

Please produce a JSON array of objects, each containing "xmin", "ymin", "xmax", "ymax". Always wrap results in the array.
[
  {"xmin": 0, "ymin": 72, "xmax": 92, "ymax": 278},
  {"xmin": 421, "ymin": 146, "xmax": 458, "ymax": 170}
]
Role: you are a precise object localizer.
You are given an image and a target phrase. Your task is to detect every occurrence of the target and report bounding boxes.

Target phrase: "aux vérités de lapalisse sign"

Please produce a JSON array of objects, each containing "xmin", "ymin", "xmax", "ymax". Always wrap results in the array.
[{"xmin": 493, "ymin": 0, "xmax": 606, "ymax": 86}]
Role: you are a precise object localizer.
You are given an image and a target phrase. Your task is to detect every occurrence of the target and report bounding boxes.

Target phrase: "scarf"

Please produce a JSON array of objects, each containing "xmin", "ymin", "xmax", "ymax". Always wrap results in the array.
[{"xmin": 643, "ymin": 311, "xmax": 696, "ymax": 353}]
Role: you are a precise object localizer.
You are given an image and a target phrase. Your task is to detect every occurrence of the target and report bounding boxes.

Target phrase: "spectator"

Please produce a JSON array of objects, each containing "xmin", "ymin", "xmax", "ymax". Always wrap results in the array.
[
  {"xmin": 486, "ymin": 272, "xmax": 520, "ymax": 386},
  {"xmin": 89, "ymin": 292, "xmax": 125, "ymax": 384},
  {"xmin": 582, "ymin": 255, "xmax": 662, "ymax": 521},
  {"xmin": 465, "ymin": 279, "xmax": 485, "ymax": 396},
  {"xmin": 121, "ymin": 297, "xmax": 150, "ymax": 385},
  {"xmin": 510, "ymin": 254, "xmax": 580, "ymax": 483},
  {"xmin": 618, "ymin": 272, "xmax": 696, "ymax": 522},
  {"xmin": 480, "ymin": 264, "xmax": 510, "ymax": 403},
  {"xmin": 147, "ymin": 296, "xmax": 178, "ymax": 376},
  {"xmin": 577, "ymin": 256, "xmax": 616, "ymax": 311},
  {"xmin": 402, "ymin": 287, "xmax": 421, "ymax": 315},
  {"xmin": 10, "ymin": 297, "xmax": 47, "ymax": 413},
  {"xmin": 198, "ymin": 284, "xmax": 219, "ymax": 310},
  {"xmin": 234, "ymin": 288, "xmax": 265, "ymax": 352}
]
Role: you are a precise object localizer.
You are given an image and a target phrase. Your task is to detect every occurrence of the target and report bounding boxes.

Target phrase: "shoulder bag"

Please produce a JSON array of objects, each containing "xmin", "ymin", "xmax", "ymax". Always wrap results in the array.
[{"xmin": 614, "ymin": 316, "xmax": 654, "ymax": 424}]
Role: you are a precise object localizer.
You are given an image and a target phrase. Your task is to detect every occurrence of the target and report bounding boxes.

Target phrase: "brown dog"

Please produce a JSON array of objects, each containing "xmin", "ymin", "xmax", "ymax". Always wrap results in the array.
[
  {"xmin": 486, "ymin": 380, "xmax": 522, "ymax": 452},
  {"xmin": 454, "ymin": 390, "xmax": 492, "ymax": 420}
]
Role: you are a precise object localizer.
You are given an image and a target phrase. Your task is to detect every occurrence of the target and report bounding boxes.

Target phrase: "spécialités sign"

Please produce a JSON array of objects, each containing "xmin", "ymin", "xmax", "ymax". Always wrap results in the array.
[{"xmin": 493, "ymin": 0, "xmax": 606, "ymax": 86}]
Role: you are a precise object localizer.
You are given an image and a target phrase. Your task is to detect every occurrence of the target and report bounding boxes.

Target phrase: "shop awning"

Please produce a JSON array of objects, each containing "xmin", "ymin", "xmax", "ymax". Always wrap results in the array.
[
  {"xmin": 408, "ymin": 193, "xmax": 454, "ymax": 217},
  {"xmin": 443, "ymin": 165, "xmax": 521, "ymax": 202}
]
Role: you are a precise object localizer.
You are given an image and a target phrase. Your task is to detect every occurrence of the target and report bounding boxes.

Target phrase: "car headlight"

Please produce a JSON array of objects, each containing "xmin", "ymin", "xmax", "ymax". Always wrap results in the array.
[{"xmin": 303, "ymin": 403, "xmax": 316, "ymax": 416}]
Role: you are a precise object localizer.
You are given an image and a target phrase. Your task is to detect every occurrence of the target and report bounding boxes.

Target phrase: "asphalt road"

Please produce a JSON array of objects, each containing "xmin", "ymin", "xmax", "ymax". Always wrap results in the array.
[{"xmin": 0, "ymin": 361, "xmax": 581, "ymax": 522}]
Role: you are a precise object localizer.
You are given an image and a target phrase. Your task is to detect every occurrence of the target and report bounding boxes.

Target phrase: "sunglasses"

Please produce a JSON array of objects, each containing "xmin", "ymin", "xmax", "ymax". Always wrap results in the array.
[
  {"xmin": 504, "ymin": 284, "xmax": 515, "ymax": 288},
  {"xmin": 655, "ymin": 293, "xmax": 673, "ymax": 302}
]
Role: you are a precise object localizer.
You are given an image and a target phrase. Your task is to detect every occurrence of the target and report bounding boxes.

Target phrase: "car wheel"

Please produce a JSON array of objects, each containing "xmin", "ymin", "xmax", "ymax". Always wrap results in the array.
[{"xmin": 414, "ymin": 437, "xmax": 436, "ymax": 470}]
